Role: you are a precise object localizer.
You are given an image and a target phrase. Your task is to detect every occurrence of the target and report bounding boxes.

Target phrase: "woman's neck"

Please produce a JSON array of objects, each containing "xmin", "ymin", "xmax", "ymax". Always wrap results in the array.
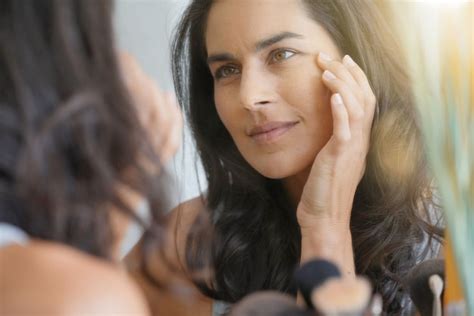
[{"xmin": 282, "ymin": 166, "xmax": 312, "ymax": 209}]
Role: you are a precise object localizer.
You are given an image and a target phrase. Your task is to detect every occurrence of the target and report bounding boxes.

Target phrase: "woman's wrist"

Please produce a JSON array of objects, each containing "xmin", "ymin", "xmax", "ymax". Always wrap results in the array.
[
  {"xmin": 300, "ymin": 225, "xmax": 351, "ymax": 258},
  {"xmin": 296, "ymin": 202, "xmax": 351, "ymax": 230},
  {"xmin": 300, "ymin": 224, "xmax": 355, "ymax": 277}
]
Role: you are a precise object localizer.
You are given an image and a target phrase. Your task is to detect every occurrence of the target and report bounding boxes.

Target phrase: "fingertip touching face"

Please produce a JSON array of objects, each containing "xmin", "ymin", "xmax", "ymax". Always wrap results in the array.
[{"xmin": 205, "ymin": 0, "xmax": 341, "ymax": 179}]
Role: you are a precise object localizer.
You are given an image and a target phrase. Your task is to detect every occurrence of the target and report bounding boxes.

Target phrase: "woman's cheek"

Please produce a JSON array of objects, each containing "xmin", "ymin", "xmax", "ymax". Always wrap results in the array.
[
  {"xmin": 278, "ymin": 64, "xmax": 333, "ymax": 150},
  {"xmin": 278, "ymin": 64, "xmax": 328, "ymax": 115},
  {"xmin": 214, "ymin": 89, "xmax": 239, "ymax": 134}
]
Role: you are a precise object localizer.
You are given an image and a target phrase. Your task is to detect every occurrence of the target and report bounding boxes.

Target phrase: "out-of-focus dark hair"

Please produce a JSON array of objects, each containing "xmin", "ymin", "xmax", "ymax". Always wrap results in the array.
[
  {"xmin": 172, "ymin": 0, "xmax": 443, "ymax": 313},
  {"xmin": 0, "ymin": 0, "xmax": 169, "ymax": 260}
]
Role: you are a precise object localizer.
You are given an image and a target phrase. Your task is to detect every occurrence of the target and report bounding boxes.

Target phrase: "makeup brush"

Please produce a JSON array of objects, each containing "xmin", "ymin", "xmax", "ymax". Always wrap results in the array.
[
  {"xmin": 404, "ymin": 259, "xmax": 445, "ymax": 316},
  {"xmin": 367, "ymin": 293, "xmax": 383, "ymax": 316},
  {"xmin": 230, "ymin": 291, "xmax": 313, "ymax": 316},
  {"xmin": 293, "ymin": 258, "xmax": 341, "ymax": 309},
  {"xmin": 293, "ymin": 258, "xmax": 373, "ymax": 315},
  {"xmin": 311, "ymin": 276, "xmax": 372, "ymax": 316},
  {"xmin": 429, "ymin": 275, "xmax": 444, "ymax": 316}
]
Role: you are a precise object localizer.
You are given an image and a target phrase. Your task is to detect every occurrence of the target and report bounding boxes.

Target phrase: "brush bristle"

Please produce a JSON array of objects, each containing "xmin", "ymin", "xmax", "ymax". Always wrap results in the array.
[{"xmin": 312, "ymin": 276, "xmax": 371, "ymax": 315}]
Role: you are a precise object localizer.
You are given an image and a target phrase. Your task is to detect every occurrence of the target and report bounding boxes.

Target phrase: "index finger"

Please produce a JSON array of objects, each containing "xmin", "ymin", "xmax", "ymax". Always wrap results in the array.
[{"xmin": 342, "ymin": 55, "xmax": 376, "ymax": 108}]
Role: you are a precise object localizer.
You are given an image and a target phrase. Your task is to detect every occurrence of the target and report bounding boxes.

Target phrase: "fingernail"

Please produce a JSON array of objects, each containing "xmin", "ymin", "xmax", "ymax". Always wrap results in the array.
[
  {"xmin": 343, "ymin": 55, "xmax": 356, "ymax": 67},
  {"xmin": 323, "ymin": 70, "xmax": 336, "ymax": 81},
  {"xmin": 319, "ymin": 52, "xmax": 332, "ymax": 62},
  {"xmin": 333, "ymin": 93, "xmax": 344, "ymax": 105}
]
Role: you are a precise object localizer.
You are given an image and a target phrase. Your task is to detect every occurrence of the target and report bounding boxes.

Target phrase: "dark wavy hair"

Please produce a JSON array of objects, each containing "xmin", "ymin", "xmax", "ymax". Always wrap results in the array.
[
  {"xmin": 172, "ymin": 0, "xmax": 443, "ymax": 313},
  {"xmin": 0, "ymin": 0, "xmax": 169, "ymax": 261}
]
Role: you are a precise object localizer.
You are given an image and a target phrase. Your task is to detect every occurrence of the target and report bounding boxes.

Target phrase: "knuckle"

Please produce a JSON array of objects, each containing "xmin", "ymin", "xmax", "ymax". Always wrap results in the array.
[
  {"xmin": 332, "ymin": 62, "xmax": 346, "ymax": 75},
  {"xmin": 338, "ymin": 132, "xmax": 352, "ymax": 144},
  {"xmin": 355, "ymin": 89, "xmax": 364, "ymax": 102},
  {"xmin": 355, "ymin": 67, "xmax": 366, "ymax": 79},
  {"xmin": 351, "ymin": 107, "xmax": 365, "ymax": 121},
  {"xmin": 335, "ymin": 82, "xmax": 350, "ymax": 95},
  {"xmin": 366, "ymin": 93, "xmax": 376, "ymax": 105}
]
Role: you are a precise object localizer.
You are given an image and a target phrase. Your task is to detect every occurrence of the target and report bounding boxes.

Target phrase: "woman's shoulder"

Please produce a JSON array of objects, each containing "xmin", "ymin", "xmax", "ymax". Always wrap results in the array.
[
  {"xmin": 172, "ymin": 195, "xmax": 207, "ymax": 221},
  {"xmin": 125, "ymin": 194, "xmax": 209, "ymax": 280},
  {"xmin": 0, "ymin": 240, "xmax": 149, "ymax": 315},
  {"xmin": 170, "ymin": 195, "xmax": 207, "ymax": 239},
  {"xmin": 155, "ymin": 195, "xmax": 208, "ymax": 270}
]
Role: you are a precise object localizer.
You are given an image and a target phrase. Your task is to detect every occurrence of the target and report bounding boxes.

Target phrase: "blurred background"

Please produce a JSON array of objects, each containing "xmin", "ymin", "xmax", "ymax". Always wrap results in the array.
[
  {"xmin": 114, "ymin": 0, "xmax": 204, "ymax": 208},
  {"xmin": 113, "ymin": 0, "xmax": 205, "ymax": 254}
]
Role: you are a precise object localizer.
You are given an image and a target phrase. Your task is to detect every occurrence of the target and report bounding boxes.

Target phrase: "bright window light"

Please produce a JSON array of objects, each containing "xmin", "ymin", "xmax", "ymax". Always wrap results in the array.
[{"xmin": 416, "ymin": 0, "xmax": 470, "ymax": 8}]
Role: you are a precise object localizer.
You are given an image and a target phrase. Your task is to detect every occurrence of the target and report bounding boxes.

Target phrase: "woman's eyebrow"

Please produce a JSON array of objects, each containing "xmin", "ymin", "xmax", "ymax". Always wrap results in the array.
[
  {"xmin": 255, "ymin": 31, "xmax": 304, "ymax": 52},
  {"xmin": 207, "ymin": 31, "xmax": 303, "ymax": 65},
  {"xmin": 207, "ymin": 52, "xmax": 236, "ymax": 65}
]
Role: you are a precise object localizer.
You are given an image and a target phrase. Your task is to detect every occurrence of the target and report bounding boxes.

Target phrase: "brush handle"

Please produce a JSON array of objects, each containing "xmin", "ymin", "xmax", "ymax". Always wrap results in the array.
[{"xmin": 433, "ymin": 295, "xmax": 442, "ymax": 316}]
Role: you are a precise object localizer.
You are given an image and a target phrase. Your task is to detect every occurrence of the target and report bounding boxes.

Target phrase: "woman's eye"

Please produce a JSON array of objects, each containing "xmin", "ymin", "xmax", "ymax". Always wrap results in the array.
[
  {"xmin": 269, "ymin": 49, "xmax": 296, "ymax": 63},
  {"xmin": 215, "ymin": 65, "xmax": 241, "ymax": 80}
]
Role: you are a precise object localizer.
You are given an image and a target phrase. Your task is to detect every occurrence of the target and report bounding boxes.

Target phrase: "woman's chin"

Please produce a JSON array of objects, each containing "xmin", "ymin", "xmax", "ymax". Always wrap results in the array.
[
  {"xmin": 252, "ymin": 162, "xmax": 306, "ymax": 180},
  {"xmin": 239, "ymin": 147, "xmax": 318, "ymax": 180}
]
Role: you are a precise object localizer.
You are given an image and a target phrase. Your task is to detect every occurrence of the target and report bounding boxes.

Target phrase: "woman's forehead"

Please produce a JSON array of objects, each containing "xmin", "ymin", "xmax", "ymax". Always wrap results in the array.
[{"xmin": 205, "ymin": 0, "xmax": 320, "ymax": 55}]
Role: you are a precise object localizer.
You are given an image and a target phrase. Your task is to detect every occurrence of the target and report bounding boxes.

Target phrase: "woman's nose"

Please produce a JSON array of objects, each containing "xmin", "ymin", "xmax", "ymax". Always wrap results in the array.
[{"xmin": 239, "ymin": 67, "xmax": 276, "ymax": 111}]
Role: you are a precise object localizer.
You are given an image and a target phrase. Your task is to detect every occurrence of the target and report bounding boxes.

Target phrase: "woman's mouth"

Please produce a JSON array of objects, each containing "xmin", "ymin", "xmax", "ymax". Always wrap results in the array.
[{"xmin": 248, "ymin": 121, "xmax": 299, "ymax": 144}]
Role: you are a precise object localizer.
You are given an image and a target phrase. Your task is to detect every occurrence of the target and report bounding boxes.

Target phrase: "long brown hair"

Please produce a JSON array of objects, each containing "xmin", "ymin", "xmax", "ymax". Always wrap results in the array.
[
  {"xmin": 0, "ymin": 0, "xmax": 169, "ymax": 260},
  {"xmin": 172, "ymin": 0, "xmax": 443, "ymax": 313}
]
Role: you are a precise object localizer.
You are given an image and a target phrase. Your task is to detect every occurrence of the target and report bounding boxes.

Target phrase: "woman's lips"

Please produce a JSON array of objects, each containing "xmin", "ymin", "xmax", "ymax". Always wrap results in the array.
[{"xmin": 249, "ymin": 121, "xmax": 299, "ymax": 144}]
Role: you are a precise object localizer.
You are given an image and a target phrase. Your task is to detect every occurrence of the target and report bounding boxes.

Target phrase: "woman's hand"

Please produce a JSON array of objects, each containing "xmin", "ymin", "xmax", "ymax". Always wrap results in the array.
[
  {"xmin": 119, "ymin": 52, "xmax": 183, "ymax": 164},
  {"xmin": 296, "ymin": 53, "xmax": 376, "ymax": 270}
]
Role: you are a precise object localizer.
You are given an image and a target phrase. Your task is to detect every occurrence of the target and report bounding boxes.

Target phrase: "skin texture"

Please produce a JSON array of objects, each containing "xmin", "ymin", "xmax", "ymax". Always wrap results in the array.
[
  {"xmin": 206, "ymin": 0, "xmax": 339, "ymax": 182},
  {"xmin": 128, "ymin": 0, "xmax": 376, "ymax": 314},
  {"xmin": 206, "ymin": 0, "xmax": 376, "ymax": 275}
]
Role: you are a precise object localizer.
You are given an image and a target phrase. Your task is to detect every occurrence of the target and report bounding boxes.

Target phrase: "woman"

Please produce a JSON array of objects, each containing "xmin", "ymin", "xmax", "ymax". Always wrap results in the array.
[
  {"xmin": 129, "ymin": 0, "xmax": 443, "ymax": 315},
  {"xmin": 0, "ymin": 0, "xmax": 181, "ymax": 314}
]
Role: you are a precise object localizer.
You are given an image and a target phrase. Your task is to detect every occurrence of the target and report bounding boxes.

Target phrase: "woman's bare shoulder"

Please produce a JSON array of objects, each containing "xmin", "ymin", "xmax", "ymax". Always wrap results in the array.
[
  {"xmin": 171, "ymin": 195, "xmax": 207, "ymax": 224},
  {"xmin": 0, "ymin": 241, "xmax": 149, "ymax": 315},
  {"xmin": 169, "ymin": 195, "xmax": 208, "ymax": 254},
  {"xmin": 125, "ymin": 195, "xmax": 207, "ymax": 269}
]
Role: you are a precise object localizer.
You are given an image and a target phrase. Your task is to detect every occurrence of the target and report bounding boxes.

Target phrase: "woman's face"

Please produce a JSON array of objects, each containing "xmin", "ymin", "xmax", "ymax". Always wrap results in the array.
[{"xmin": 206, "ymin": 0, "xmax": 342, "ymax": 179}]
